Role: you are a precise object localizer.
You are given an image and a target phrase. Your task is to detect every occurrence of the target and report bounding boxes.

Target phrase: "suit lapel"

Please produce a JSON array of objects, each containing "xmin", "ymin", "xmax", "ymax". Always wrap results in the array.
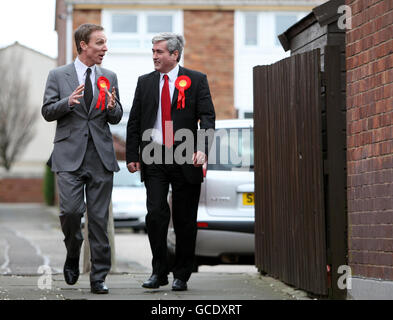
[
  {"xmin": 64, "ymin": 63, "xmax": 80, "ymax": 91},
  {"xmin": 152, "ymin": 71, "xmax": 160, "ymax": 113},
  {"xmin": 152, "ymin": 71, "xmax": 160, "ymax": 110},
  {"xmin": 64, "ymin": 63, "xmax": 88, "ymax": 115},
  {"xmin": 88, "ymin": 66, "xmax": 102, "ymax": 117}
]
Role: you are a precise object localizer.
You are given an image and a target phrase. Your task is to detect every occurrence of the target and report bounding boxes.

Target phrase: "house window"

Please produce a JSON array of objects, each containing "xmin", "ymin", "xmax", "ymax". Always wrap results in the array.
[
  {"xmin": 112, "ymin": 14, "xmax": 138, "ymax": 33},
  {"xmin": 244, "ymin": 112, "xmax": 253, "ymax": 119},
  {"xmin": 244, "ymin": 13, "xmax": 258, "ymax": 46},
  {"xmin": 275, "ymin": 15, "xmax": 298, "ymax": 45},
  {"xmin": 237, "ymin": 11, "xmax": 307, "ymax": 49},
  {"xmin": 234, "ymin": 11, "xmax": 307, "ymax": 120},
  {"xmin": 147, "ymin": 15, "xmax": 173, "ymax": 33},
  {"xmin": 103, "ymin": 10, "xmax": 182, "ymax": 52}
]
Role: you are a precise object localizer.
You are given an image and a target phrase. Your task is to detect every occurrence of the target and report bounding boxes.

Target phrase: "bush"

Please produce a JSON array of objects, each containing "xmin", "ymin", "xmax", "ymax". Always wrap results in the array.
[{"xmin": 43, "ymin": 165, "xmax": 55, "ymax": 206}]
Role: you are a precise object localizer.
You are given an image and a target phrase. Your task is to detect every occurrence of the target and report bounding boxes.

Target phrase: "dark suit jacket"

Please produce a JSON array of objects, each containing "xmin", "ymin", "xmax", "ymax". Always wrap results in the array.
[{"xmin": 126, "ymin": 66, "xmax": 216, "ymax": 184}]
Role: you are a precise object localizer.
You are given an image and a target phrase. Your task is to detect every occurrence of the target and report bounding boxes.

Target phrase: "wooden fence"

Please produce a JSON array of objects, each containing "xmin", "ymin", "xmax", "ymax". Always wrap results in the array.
[{"xmin": 253, "ymin": 49, "xmax": 329, "ymax": 295}]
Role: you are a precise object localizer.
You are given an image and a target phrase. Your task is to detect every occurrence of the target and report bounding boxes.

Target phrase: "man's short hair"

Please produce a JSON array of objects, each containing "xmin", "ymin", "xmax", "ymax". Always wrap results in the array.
[
  {"xmin": 74, "ymin": 24, "xmax": 104, "ymax": 54},
  {"xmin": 152, "ymin": 32, "xmax": 185, "ymax": 62}
]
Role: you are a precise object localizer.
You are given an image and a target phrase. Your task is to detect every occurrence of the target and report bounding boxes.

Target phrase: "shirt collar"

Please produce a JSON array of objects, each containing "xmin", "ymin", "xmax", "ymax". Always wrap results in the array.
[
  {"xmin": 75, "ymin": 56, "xmax": 96, "ymax": 75},
  {"xmin": 160, "ymin": 64, "xmax": 179, "ymax": 82}
]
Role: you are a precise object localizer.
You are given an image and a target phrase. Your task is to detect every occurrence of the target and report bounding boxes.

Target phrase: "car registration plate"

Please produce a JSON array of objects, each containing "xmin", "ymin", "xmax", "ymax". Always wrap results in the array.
[{"xmin": 242, "ymin": 193, "xmax": 254, "ymax": 206}]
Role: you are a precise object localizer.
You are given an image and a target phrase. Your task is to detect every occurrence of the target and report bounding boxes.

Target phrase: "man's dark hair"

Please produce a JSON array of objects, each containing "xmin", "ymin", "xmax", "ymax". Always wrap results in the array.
[{"xmin": 74, "ymin": 24, "xmax": 104, "ymax": 54}]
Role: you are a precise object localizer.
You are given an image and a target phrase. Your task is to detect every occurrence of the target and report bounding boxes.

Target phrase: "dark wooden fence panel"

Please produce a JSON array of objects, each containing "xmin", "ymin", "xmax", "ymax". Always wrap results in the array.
[
  {"xmin": 253, "ymin": 49, "xmax": 328, "ymax": 295},
  {"xmin": 324, "ymin": 45, "xmax": 348, "ymax": 299}
]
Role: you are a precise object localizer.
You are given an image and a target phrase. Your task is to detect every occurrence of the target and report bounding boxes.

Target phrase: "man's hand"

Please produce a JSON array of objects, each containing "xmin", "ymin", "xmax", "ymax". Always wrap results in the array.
[
  {"xmin": 127, "ymin": 162, "xmax": 140, "ymax": 173},
  {"xmin": 106, "ymin": 86, "xmax": 117, "ymax": 110},
  {"xmin": 68, "ymin": 84, "xmax": 84, "ymax": 106},
  {"xmin": 192, "ymin": 151, "xmax": 207, "ymax": 167}
]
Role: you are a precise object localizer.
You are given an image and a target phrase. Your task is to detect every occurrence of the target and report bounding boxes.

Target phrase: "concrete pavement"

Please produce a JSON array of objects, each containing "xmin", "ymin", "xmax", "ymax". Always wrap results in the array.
[
  {"xmin": 0, "ymin": 272, "xmax": 308, "ymax": 300},
  {"xmin": 0, "ymin": 203, "xmax": 309, "ymax": 300}
]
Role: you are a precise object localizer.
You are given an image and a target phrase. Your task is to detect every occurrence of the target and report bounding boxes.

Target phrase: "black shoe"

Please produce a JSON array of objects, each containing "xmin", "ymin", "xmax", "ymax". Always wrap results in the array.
[
  {"xmin": 90, "ymin": 281, "xmax": 109, "ymax": 294},
  {"xmin": 63, "ymin": 257, "xmax": 79, "ymax": 285},
  {"xmin": 142, "ymin": 274, "xmax": 169, "ymax": 289},
  {"xmin": 172, "ymin": 278, "xmax": 187, "ymax": 291}
]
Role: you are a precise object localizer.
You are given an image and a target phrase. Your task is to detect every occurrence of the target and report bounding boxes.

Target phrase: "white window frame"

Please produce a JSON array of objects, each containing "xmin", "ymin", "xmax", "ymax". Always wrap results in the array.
[
  {"xmin": 235, "ymin": 11, "xmax": 308, "ymax": 52},
  {"xmin": 243, "ymin": 12, "xmax": 259, "ymax": 47},
  {"xmin": 102, "ymin": 10, "xmax": 183, "ymax": 54},
  {"xmin": 234, "ymin": 10, "xmax": 308, "ymax": 119}
]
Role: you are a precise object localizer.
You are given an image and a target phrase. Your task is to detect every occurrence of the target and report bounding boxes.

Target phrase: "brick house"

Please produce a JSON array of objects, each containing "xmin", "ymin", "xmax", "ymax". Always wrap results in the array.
[
  {"xmin": 55, "ymin": 0, "xmax": 326, "ymax": 122},
  {"xmin": 0, "ymin": 42, "xmax": 56, "ymax": 203},
  {"xmin": 346, "ymin": 0, "xmax": 393, "ymax": 299}
]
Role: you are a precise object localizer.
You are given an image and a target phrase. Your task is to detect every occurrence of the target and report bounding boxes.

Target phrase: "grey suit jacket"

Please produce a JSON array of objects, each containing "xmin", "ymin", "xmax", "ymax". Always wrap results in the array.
[{"xmin": 42, "ymin": 62, "xmax": 123, "ymax": 172}]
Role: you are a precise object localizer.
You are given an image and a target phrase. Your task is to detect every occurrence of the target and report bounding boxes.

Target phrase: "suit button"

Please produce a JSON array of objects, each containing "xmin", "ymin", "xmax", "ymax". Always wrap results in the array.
[{"xmin": 84, "ymin": 134, "xmax": 88, "ymax": 137}]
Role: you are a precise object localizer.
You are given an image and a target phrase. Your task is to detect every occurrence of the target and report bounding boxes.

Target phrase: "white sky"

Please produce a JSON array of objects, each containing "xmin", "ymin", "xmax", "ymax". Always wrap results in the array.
[{"xmin": 0, "ymin": 0, "xmax": 58, "ymax": 58}]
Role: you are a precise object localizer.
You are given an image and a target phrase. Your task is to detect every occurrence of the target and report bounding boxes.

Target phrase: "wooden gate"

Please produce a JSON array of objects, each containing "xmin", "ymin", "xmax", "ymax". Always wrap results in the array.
[{"xmin": 253, "ymin": 49, "xmax": 328, "ymax": 295}]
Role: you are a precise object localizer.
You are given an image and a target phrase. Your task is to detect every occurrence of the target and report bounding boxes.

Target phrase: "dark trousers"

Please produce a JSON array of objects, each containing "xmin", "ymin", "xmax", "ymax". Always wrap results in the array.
[
  {"xmin": 56, "ymin": 139, "xmax": 113, "ymax": 283},
  {"xmin": 144, "ymin": 162, "xmax": 201, "ymax": 282}
]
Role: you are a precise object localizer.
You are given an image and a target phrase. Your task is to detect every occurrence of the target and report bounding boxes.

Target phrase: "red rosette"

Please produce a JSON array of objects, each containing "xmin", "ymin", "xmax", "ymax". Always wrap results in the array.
[
  {"xmin": 175, "ymin": 75, "xmax": 191, "ymax": 109},
  {"xmin": 95, "ymin": 76, "xmax": 110, "ymax": 111}
]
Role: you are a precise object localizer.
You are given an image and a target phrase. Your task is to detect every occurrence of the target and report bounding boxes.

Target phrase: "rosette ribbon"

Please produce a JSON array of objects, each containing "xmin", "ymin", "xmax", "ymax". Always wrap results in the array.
[
  {"xmin": 95, "ymin": 76, "xmax": 110, "ymax": 111},
  {"xmin": 175, "ymin": 75, "xmax": 191, "ymax": 109}
]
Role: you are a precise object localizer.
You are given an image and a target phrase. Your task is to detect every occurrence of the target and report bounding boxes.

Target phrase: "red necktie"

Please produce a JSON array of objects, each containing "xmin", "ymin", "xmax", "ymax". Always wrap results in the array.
[{"xmin": 161, "ymin": 74, "xmax": 173, "ymax": 148}]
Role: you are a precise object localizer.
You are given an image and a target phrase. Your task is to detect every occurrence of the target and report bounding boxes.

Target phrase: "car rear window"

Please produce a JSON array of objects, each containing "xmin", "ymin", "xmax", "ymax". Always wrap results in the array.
[{"xmin": 207, "ymin": 128, "xmax": 254, "ymax": 171}]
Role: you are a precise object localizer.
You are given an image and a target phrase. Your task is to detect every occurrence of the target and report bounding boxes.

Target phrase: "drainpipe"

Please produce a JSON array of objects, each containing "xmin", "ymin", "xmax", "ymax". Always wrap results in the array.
[{"xmin": 66, "ymin": 3, "xmax": 73, "ymax": 64}]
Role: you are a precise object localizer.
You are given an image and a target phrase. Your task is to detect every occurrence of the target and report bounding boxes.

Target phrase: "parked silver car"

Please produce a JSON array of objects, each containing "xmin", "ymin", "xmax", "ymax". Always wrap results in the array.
[
  {"xmin": 167, "ymin": 119, "xmax": 254, "ymax": 268},
  {"xmin": 82, "ymin": 161, "xmax": 147, "ymax": 230},
  {"xmin": 111, "ymin": 161, "xmax": 147, "ymax": 230}
]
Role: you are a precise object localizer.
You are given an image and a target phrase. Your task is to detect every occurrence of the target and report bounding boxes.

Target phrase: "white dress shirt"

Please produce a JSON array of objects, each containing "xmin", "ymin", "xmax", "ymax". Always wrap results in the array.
[
  {"xmin": 74, "ymin": 56, "xmax": 96, "ymax": 96},
  {"xmin": 152, "ymin": 63, "xmax": 179, "ymax": 145}
]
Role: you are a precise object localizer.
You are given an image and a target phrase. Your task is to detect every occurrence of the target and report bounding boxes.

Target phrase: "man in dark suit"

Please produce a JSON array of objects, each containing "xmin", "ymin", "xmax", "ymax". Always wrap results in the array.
[
  {"xmin": 42, "ymin": 24, "xmax": 123, "ymax": 294},
  {"xmin": 126, "ymin": 32, "xmax": 215, "ymax": 291}
]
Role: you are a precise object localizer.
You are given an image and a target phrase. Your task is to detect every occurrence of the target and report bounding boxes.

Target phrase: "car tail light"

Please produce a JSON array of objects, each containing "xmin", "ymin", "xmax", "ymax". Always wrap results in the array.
[{"xmin": 197, "ymin": 222, "xmax": 208, "ymax": 228}]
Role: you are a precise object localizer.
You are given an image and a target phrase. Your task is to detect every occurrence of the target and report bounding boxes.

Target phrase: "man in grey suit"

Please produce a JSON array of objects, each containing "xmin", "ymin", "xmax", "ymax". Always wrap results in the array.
[{"xmin": 42, "ymin": 24, "xmax": 123, "ymax": 294}]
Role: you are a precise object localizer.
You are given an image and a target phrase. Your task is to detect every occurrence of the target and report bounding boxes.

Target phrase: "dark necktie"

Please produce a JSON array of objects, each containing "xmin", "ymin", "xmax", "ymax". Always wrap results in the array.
[
  {"xmin": 161, "ymin": 74, "xmax": 173, "ymax": 148},
  {"xmin": 84, "ymin": 67, "xmax": 93, "ymax": 109}
]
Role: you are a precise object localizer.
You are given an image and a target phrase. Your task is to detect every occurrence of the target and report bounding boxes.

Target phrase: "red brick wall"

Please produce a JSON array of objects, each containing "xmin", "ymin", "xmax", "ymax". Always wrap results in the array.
[
  {"xmin": 0, "ymin": 178, "xmax": 44, "ymax": 203},
  {"xmin": 346, "ymin": 0, "xmax": 393, "ymax": 280},
  {"xmin": 184, "ymin": 10, "xmax": 236, "ymax": 119}
]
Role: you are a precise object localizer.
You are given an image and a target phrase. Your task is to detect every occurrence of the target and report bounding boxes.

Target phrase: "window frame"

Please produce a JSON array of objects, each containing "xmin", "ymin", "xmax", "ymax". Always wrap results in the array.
[
  {"xmin": 102, "ymin": 9, "xmax": 183, "ymax": 53},
  {"xmin": 236, "ymin": 11, "xmax": 308, "ymax": 51}
]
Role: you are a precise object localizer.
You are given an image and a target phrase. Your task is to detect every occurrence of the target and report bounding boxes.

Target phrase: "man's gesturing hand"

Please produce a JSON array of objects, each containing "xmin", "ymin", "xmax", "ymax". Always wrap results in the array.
[
  {"xmin": 106, "ymin": 86, "xmax": 117, "ymax": 110},
  {"xmin": 127, "ymin": 162, "xmax": 140, "ymax": 173},
  {"xmin": 68, "ymin": 84, "xmax": 85, "ymax": 107}
]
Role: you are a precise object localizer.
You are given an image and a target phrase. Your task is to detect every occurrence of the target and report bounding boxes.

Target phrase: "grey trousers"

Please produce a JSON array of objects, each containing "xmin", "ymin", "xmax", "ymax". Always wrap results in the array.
[{"xmin": 56, "ymin": 139, "xmax": 113, "ymax": 283}]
